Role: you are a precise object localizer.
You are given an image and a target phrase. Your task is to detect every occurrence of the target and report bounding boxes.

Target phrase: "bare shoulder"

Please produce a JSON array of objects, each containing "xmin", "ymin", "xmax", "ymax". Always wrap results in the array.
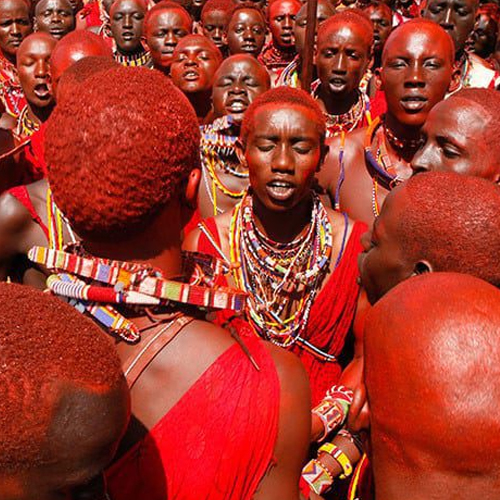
[
  {"xmin": 183, "ymin": 210, "xmax": 232, "ymax": 253},
  {"xmin": 0, "ymin": 189, "xmax": 33, "ymax": 235},
  {"xmin": 325, "ymin": 206, "xmax": 355, "ymax": 238}
]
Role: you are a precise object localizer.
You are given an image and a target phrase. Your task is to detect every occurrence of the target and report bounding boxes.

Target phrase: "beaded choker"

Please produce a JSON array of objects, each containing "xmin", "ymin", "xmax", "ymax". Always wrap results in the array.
[
  {"xmin": 29, "ymin": 245, "xmax": 246, "ymax": 342},
  {"xmin": 229, "ymin": 192, "xmax": 333, "ymax": 347},
  {"xmin": 15, "ymin": 106, "xmax": 40, "ymax": 140},
  {"xmin": 384, "ymin": 121, "xmax": 422, "ymax": 151},
  {"xmin": 114, "ymin": 49, "xmax": 153, "ymax": 68}
]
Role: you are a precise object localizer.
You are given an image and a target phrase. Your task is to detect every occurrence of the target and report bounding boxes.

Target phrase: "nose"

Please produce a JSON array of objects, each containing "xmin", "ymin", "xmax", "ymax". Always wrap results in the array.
[
  {"xmin": 11, "ymin": 22, "xmax": 20, "ymax": 36},
  {"xmin": 271, "ymin": 143, "xmax": 294, "ymax": 173},
  {"xmin": 360, "ymin": 229, "xmax": 372, "ymax": 252},
  {"xmin": 405, "ymin": 61, "xmax": 425, "ymax": 88},
  {"xmin": 229, "ymin": 81, "xmax": 245, "ymax": 94},
  {"xmin": 164, "ymin": 31, "xmax": 176, "ymax": 45},
  {"xmin": 283, "ymin": 16, "xmax": 293, "ymax": 29},
  {"xmin": 332, "ymin": 53, "xmax": 347, "ymax": 74},
  {"xmin": 35, "ymin": 59, "xmax": 49, "ymax": 78},
  {"xmin": 441, "ymin": 6, "xmax": 454, "ymax": 29},
  {"xmin": 213, "ymin": 27, "xmax": 222, "ymax": 39},
  {"xmin": 184, "ymin": 55, "xmax": 198, "ymax": 66},
  {"xmin": 410, "ymin": 141, "xmax": 433, "ymax": 175},
  {"xmin": 123, "ymin": 13, "xmax": 133, "ymax": 28},
  {"xmin": 243, "ymin": 26, "xmax": 255, "ymax": 40},
  {"xmin": 51, "ymin": 11, "xmax": 63, "ymax": 24}
]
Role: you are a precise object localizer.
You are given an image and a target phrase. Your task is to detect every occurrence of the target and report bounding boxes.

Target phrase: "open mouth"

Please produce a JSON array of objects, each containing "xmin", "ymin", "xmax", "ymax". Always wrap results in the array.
[
  {"xmin": 280, "ymin": 33, "xmax": 293, "ymax": 43},
  {"xmin": 50, "ymin": 28, "xmax": 65, "ymax": 37},
  {"xmin": 121, "ymin": 31, "xmax": 135, "ymax": 41},
  {"xmin": 329, "ymin": 77, "xmax": 347, "ymax": 91},
  {"xmin": 241, "ymin": 43, "xmax": 257, "ymax": 52},
  {"xmin": 183, "ymin": 70, "xmax": 199, "ymax": 81},
  {"xmin": 34, "ymin": 83, "xmax": 51, "ymax": 100},
  {"xmin": 226, "ymin": 97, "xmax": 248, "ymax": 113},
  {"xmin": 401, "ymin": 95, "xmax": 428, "ymax": 112},
  {"xmin": 9, "ymin": 39, "xmax": 21, "ymax": 47},
  {"xmin": 266, "ymin": 180, "xmax": 296, "ymax": 202}
]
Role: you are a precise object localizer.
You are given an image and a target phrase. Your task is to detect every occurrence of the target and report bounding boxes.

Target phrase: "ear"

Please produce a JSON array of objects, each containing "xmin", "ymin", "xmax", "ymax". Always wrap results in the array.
[
  {"xmin": 447, "ymin": 65, "xmax": 462, "ymax": 94},
  {"xmin": 235, "ymin": 139, "xmax": 247, "ymax": 168},
  {"xmin": 184, "ymin": 168, "xmax": 201, "ymax": 209},
  {"xmin": 347, "ymin": 384, "xmax": 370, "ymax": 435},
  {"xmin": 412, "ymin": 260, "xmax": 433, "ymax": 276},
  {"xmin": 374, "ymin": 67, "xmax": 383, "ymax": 91}
]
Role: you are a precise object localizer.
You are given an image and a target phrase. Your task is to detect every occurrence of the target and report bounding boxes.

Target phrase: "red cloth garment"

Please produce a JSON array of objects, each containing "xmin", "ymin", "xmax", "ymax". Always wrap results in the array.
[
  {"xmin": 0, "ymin": 53, "xmax": 27, "ymax": 119},
  {"xmin": 8, "ymin": 185, "xmax": 49, "ymax": 240},
  {"xmin": 106, "ymin": 334, "xmax": 280, "ymax": 500},
  {"xmin": 77, "ymin": 1, "xmax": 102, "ymax": 28},
  {"xmin": 197, "ymin": 217, "xmax": 367, "ymax": 406}
]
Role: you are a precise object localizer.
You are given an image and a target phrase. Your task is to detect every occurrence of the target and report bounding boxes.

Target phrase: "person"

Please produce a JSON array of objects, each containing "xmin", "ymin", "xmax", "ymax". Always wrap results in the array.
[
  {"xmin": 259, "ymin": 0, "xmax": 301, "ymax": 82},
  {"xmin": 471, "ymin": 3, "xmax": 499, "ymax": 60},
  {"xmin": 144, "ymin": 0, "xmax": 192, "ymax": 75},
  {"xmin": 423, "ymin": 0, "xmax": 500, "ymax": 90},
  {"xmin": 0, "ymin": 282, "xmax": 130, "ymax": 500},
  {"xmin": 170, "ymin": 34, "xmax": 222, "ymax": 122},
  {"xmin": 311, "ymin": 10, "xmax": 374, "ymax": 138},
  {"xmin": 199, "ymin": 0, "xmax": 234, "ymax": 52},
  {"xmin": 350, "ymin": 272, "xmax": 500, "ymax": 500},
  {"xmin": 363, "ymin": 1, "xmax": 392, "ymax": 73},
  {"xmin": 37, "ymin": 65, "xmax": 311, "ymax": 500},
  {"xmin": 277, "ymin": 0, "xmax": 335, "ymax": 88},
  {"xmin": 392, "ymin": 0, "xmax": 420, "ymax": 24},
  {"xmin": 0, "ymin": 0, "xmax": 32, "ymax": 121},
  {"xmin": 0, "ymin": 36, "xmax": 114, "ymax": 288},
  {"xmin": 110, "ymin": 0, "xmax": 153, "ymax": 67},
  {"xmin": 226, "ymin": 3, "xmax": 266, "ymax": 57},
  {"xmin": 317, "ymin": 19, "xmax": 457, "ymax": 225},
  {"xmin": 198, "ymin": 54, "xmax": 270, "ymax": 218},
  {"xmin": 411, "ymin": 87, "xmax": 500, "ymax": 181},
  {"xmin": 185, "ymin": 86, "xmax": 366, "ymax": 407},
  {"xmin": 76, "ymin": 0, "xmax": 103, "ymax": 29},
  {"xmin": 233, "ymin": 0, "xmax": 266, "ymax": 11},
  {"xmin": 34, "ymin": 0, "xmax": 76, "ymax": 40}
]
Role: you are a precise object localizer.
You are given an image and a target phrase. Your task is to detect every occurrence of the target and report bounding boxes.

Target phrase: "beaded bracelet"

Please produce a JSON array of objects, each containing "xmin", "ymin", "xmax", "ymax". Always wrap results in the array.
[
  {"xmin": 319, "ymin": 442, "xmax": 353, "ymax": 480},
  {"xmin": 338, "ymin": 429, "xmax": 364, "ymax": 453},
  {"xmin": 302, "ymin": 458, "xmax": 334, "ymax": 495}
]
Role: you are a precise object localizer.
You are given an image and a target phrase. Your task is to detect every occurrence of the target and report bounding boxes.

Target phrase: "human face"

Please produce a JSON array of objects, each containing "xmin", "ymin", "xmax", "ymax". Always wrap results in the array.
[
  {"xmin": 171, "ymin": 38, "xmax": 220, "ymax": 94},
  {"xmin": 233, "ymin": 0, "xmax": 266, "ymax": 11},
  {"xmin": 201, "ymin": 9, "xmax": 230, "ymax": 48},
  {"xmin": 358, "ymin": 188, "xmax": 415, "ymax": 305},
  {"xmin": 110, "ymin": 0, "xmax": 146, "ymax": 54},
  {"xmin": 245, "ymin": 104, "xmax": 324, "ymax": 212},
  {"xmin": 145, "ymin": 9, "xmax": 191, "ymax": 70},
  {"xmin": 423, "ymin": 0, "xmax": 479, "ymax": 54},
  {"xmin": 24, "ymin": 384, "xmax": 130, "ymax": 500},
  {"xmin": 365, "ymin": 4, "xmax": 392, "ymax": 55},
  {"xmin": 316, "ymin": 23, "xmax": 371, "ymax": 99},
  {"xmin": 294, "ymin": 1, "xmax": 333, "ymax": 58},
  {"xmin": 35, "ymin": 0, "xmax": 75, "ymax": 40},
  {"xmin": 17, "ymin": 35, "xmax": 56, "ymax": 109},
  {"xmin": 212, "ymin": 56, "xmax": 269, "ymax": 123},
  {"xmin": 472, "ymin": 13, "xmax": 497, "ymax": 57},
  {"xmin": 411, "ymin": 99, "xmax": 499, "ymax": 181},
  {"xmin": 227, "ymin": 9, "xmax": 266, "ymax": 56},
  {"xmin": 269, "ymin": 0, "xmax": 300, "ymax": 50},
  {"xmin": 378, "ymin": 27, "xmax": 454, "ymax": 128},
  {"xmin": 67, "ymin": 0, "xmax": 83, "ymax": 12},
  {"xmin": 0, "ymin": 0, "xmax": 32, "ymax": 61}
]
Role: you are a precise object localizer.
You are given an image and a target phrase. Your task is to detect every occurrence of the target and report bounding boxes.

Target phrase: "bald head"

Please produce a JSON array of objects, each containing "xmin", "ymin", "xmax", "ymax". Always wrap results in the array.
[
  {"xmin": 365, "ymin": 273, "xmax": 500, "ymax": 498},
  {"xmin": 50, "ymin": 30, "xmax": 113, "ymax": 91},
  {"xmin": 382, "ymin": 18, "xmax": 455, "ymax": 66},
  {"xmin": 17, "ymin": 31, "xmax": 56, "ymax": 60}
]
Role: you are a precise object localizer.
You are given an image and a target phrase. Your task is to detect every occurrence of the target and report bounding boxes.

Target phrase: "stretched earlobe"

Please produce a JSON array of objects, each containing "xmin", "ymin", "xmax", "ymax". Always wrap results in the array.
[
  {"xmin": 184, "ymin": 168, "xmax": 201, "ymax": 209},
  {"xmin": 235, "ymin": 139, "xmax": 247, "ymax": 168},
  {"xmin": 413, "ymin": 260, "xmax": 432, "ymax": 276}
]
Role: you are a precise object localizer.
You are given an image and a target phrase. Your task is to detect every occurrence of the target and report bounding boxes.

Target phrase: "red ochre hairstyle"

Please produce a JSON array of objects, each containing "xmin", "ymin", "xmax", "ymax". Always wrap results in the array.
[
  {"xmin": 50, "ymin": 29, "xmax": 113, "ymax": 62},
  {"xmin": 145, "ymin": 0, "xmax": 193, "ymax": 30},
  {"xmin": 317, "ymin": 8, "xmax": 374, "ymax": 48},
  {"xmin": 173, "ymin": 33, "xmax": 223, "ymax": 61},
  {"xmin": 229, "ymin": 2, "xmax": 266, "ymax": 24},
  {"xmin": 201, "ymin": 0, "xmax": 235, "ymax": 20},
  {"xmin": 240, "ymin": 86, "xmax": 326, "ymax": 145},
  {"xmin": 395, "ymin": 171, "xmax": 500, "ymax": 287},
  {"xmin": 0, "ymin": 282, "xmax": 124, "ymax": 472},
  {"xmin": 45, "ymin": 66, "xmax": 200, "ymax": 242}
]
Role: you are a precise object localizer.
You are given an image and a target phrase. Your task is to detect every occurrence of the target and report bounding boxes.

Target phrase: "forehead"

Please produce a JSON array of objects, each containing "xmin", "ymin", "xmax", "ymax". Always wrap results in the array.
[
  {"xmin": 149, "ymin": 8, "xmax": 191, "ymax": 27},
  {"xmin": 176, "ymin": 38, "xmax": 217, "ymax": 53},
  {"xmin": 0, "ymin": 0, "xmax": 30, "ymax": 14},
  {"xmin": 270, "ymin": 0, "xmax": 300, "ymax": 16},
  {"xmin": 19, "ymin": 37, "xmax": 55, "ymax": 57},
  {"xmin": 367, "ymin": 5, "xmax": 392, "ymax": 19},
  {"xmin": 384, "ymin": 27, "xmax": 451, "ymax": 60},
  {"xmin": 218, "ymin": 57, "xmax": 265, "ymax": 78},
  {"xmin": 112, "ymin": 0, "xmax": 146, "ymax": 12},
  {"xmin": 318, "ymin": 22, "xmax": 369, "ymax": 48},
  {"xmin": 231, "ymin": 9, "xmax": 264, "ymax": 24},
  {"xmin": 251, "ymin": 103, "xmax": 320, "ymax": 136},
  {"xmin": 202, "ymin": 8, "xmax": 230, "ymax": 21},
  {"xmin": 37, "ymin": 0, "xmax": 71, "ymax": 10},
  {"xmin": 427, "ymin": 0, "xmax": 478, "ymax": 9}
]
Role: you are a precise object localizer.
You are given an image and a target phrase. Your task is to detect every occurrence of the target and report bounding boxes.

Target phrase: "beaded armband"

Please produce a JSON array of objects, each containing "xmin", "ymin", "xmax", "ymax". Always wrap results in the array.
[
  {"xmin": 302, "ymin": 458, "xmax": 334, "ymax": 495},
  {"xmin": 319, "ymin": 442, "xmax": 353, "ymax": 480},
  {"xmin": 312, "ymin": 384, "xmax": 354, "ymax": 441}
]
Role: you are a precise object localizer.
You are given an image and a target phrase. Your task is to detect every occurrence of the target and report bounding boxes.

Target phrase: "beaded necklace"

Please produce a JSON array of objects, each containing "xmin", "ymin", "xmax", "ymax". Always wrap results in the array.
[
  {"xmin": 15, "ymin": 106, "xmax": 40, "ymax": 140},
  {"xmin": 311, "ymin": 82, "xmax": 372, "ymax": 137},
  {"xmin": 113, "ymin": 48, "xmax": 153, "ymax": 68},
  {"xmin": 229, "ymin": 192, "xmax": 333, "ymax": 347},
  {"xmin": 200, "ymin": 116, "xmax": 249, "ymax": 216},
  {"xmin": 0, "ymin": 54, "xmax": 27, "ymax": 119}
]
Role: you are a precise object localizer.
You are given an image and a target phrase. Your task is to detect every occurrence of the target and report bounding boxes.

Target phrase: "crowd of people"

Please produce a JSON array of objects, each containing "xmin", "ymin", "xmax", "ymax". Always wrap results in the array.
[{"xmin": 0, "ymin": 0, "xmax": 499, "ymax": 499}]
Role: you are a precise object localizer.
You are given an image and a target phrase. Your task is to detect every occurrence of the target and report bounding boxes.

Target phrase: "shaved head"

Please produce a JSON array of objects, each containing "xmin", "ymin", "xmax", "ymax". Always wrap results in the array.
[{"xmin": 365, "ymin": 273, "xmax": 500, "ymax": 498}]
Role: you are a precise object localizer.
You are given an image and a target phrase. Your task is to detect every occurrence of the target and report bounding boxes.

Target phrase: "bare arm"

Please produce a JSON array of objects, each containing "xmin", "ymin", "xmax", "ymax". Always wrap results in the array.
[
  {"xmin": 316, "ymin": 134, "xmax": 343, "ymax": 208},
  {"xmin": 254, "ymin": 346, "xmax": 311, "ymax": 500}
]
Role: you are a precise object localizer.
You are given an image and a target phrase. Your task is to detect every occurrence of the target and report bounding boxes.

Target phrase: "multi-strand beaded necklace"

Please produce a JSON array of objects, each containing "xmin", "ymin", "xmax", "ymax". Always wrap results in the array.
[
  {"xmin": 229, "ymin": 192, "xmax": 333, "ymax": 347},
  {"xmin": 200, "ymin": 115, "xmax": 248, "ymax": 215}
]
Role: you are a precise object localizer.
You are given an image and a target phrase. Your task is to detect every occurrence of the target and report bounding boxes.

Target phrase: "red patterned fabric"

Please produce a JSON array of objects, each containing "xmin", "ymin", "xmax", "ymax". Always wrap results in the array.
[
  {"xmin": 106, "ymin": 334, "xmax": 280, "ymax": 500},
  {"xmin": 20, "ymin": 123, "xmax": 48, "ymax": 184},
  {"xmin": 0, "ymin": 53, "xmax": 27, "ymax": 119},
  {"xmin": 78, "ymin": 2, "xmax": 102, "ymax": 28},
  {"xmin": 197, "ymin": 217, "xmax": 366, "ymax": 406},
  {"xmin": 8, "ymin": 185, "xmax": 49, "ymax": 241}
]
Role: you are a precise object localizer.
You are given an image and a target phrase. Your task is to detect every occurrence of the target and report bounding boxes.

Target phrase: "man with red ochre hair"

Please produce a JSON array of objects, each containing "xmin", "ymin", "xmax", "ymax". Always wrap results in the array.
[
  {"xmin": 170, "ymin": 34, "xmax": 222, "ymax": 122},
  {"xmin": 412, "ymin": 87, "xmax": 500, "ymax": 182},
  {"xmin": 226, "ymin": 3, "xmax": 266, "ymax": 58},
  {"xmin": 144, "ymin": 1, "xmax": 193, "ymax": 75},
  {"xmin": 348, "ymin": 273, "xmax": 500, "ymax": 500},
  {"xmin": 36, "ymin": 65, "xmax": 310, "ymax": 500},
  {"xmin": 311, "ymin": 10, "xmax": 375, "ymax": 138},
  {"xmin": 199, "ymin": 0, "xmax": 234, "ymax": 53},
  {"xmin": 0, "ymin": 0, "xmax": 32, "ymax": 124},
  {"xmin": 318, "ymin": 19, "xmax": 458, "ymax": 226},
  {"xmin": 0, "ymin": 282, "xmax": 130, "ymax": 500},
  {"xmin": 258, "ymin": 0, "xmax": 301, "ymax": 82},
  {"xmin": 302, "ymin": 171, "xmax": 500, "ymax": 497},
  {"xmin": 0, "ymin": 52, "xmax": 116, "ymax": 288}
]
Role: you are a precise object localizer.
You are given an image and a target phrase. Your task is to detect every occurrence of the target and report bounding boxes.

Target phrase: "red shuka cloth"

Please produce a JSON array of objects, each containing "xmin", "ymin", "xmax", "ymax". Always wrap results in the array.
[
  {"xmin": 197, "ymin": 217, "xmax": 367, "ymax": 405},
  {"xmin": 106, "ymin": 334, "xmax": 280, "ymax": 500}
]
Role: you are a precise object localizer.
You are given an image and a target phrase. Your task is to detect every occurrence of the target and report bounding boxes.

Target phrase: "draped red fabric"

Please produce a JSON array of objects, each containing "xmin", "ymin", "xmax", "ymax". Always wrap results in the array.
[
  {"xmin": 197, "ymin": 217, "xmax": 367, "ymax": 406},
  {"xmin": 8, "ymin": 185, "xmax": 49, "ymax": 240},
  {"xmin": 106, "ymin": 335, "xmax": 280, "ymax": 500},
  {"xmin": 78, "ymin": 2, "xmax": 102, "ymax": 28}
]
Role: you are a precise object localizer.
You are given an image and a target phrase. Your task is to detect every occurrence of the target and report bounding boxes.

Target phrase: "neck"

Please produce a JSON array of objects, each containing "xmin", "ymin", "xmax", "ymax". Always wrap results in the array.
[
  {"xmin": 319, "ymin": 85, "xmax": 359, "ymax": 115},
  {"xmin": 82, "ymin": 204, "xmax": 184, "ymax": 278},
  {"xmin": 27, "ymin": 103, "xmax": 53, "ymax": 124},
  {"xmin": 117, "ymin": 45, "xmax": 144, "ymax": 57},
  {"xmin": 251, "ymin": 193, "xmax": 313, "ymax": 243},
  {"xmin": 188, "ymin": 90, "xmax": 212, "ymax": 121},
  {"xmin": 383, "ymin": 112, "xmax": 422, "ymax": 162}
]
